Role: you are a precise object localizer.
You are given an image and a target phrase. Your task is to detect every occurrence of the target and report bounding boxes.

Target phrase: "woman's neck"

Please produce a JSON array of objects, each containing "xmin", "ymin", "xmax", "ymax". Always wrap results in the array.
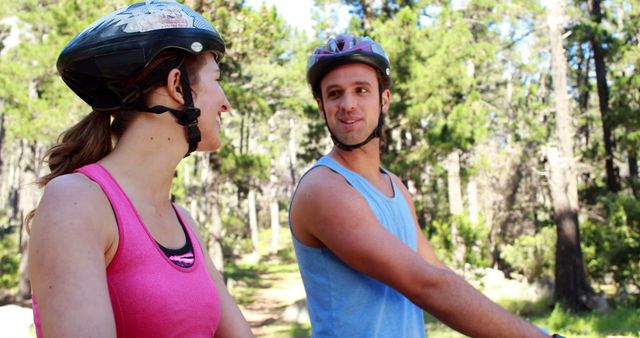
[{"xmin": 99, "ymin": 117, "xmax": 186, "ymax": 205}]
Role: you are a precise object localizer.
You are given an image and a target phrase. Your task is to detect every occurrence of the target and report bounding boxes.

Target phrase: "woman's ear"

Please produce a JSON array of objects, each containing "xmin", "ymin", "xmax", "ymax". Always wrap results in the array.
[{"xmin": 165, "ymin": 68, "xmax": 185, "ymax": 105}]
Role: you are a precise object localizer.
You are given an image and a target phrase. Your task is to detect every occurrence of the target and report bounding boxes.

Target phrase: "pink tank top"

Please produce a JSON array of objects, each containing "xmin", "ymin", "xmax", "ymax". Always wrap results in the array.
[{"xmin": 33, "ymin": 163, "xmax": 221, "ymax": 337}]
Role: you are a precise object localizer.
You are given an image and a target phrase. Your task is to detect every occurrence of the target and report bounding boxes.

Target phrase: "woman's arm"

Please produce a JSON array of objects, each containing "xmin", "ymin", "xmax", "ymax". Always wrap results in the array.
[{"xmin": 29, "ymin": 174, "xmax": 118, "ymax": 337}]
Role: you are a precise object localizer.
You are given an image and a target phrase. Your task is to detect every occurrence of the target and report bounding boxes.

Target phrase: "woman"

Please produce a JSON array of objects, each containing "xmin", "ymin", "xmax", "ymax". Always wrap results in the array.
[{"xmin": 27, "ymin": 1, "xmax": 254, "ymax": 337}]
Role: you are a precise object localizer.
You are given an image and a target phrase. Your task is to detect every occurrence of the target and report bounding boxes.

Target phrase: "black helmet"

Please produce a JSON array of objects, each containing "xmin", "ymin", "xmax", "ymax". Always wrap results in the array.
[
  {"xmin": 57, "ymin": 0, "xmax": 226, "ymax": 156},
  {"xmin": 58, "ymin": 0, "xmax": 225, "ymax": 111}
]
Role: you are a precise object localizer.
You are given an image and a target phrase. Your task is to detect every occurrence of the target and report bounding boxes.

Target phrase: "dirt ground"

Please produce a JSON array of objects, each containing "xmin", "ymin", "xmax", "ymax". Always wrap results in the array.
[{"xmin": 0, "ymin": 304, "xmax": 35, "ymax": 338}]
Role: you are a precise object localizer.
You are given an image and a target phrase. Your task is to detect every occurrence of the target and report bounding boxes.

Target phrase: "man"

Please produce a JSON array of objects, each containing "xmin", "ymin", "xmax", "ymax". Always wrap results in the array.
[{"xmin": 289, "ymin": 34, "xmax": 550, "ymax": 337}]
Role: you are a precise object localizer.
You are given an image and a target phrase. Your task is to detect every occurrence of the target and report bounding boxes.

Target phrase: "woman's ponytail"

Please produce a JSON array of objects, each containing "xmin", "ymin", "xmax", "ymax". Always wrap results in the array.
[
  {"xmin": 38, "ymin": 110, "xmax": 113, "ymax": 187},
  {"xmin": 24, "ymin": 111, "xmax": 112, "ymax": 230}
]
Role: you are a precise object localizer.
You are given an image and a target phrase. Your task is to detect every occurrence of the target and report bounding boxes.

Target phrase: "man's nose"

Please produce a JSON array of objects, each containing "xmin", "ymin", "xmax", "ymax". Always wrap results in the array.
[{"xmin": 339, "ymin": 92, "xmax": 357, "ymax": 112}]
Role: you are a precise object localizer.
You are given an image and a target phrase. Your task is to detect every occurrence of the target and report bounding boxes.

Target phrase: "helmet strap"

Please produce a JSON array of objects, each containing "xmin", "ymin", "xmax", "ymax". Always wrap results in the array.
[
  {"xmin": 134, "ymin": 62, "xmax": 201, "ymax": 157},
  {"xmin": 319, "ymin": 82, "xmax": 384, "ymax": 152}
]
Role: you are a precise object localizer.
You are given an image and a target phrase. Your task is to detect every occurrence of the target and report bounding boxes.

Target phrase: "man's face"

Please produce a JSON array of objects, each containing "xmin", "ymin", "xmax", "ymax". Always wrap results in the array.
[{"xmin": 317, "ymin": 63, "xmax": 390, "ymax": 147}]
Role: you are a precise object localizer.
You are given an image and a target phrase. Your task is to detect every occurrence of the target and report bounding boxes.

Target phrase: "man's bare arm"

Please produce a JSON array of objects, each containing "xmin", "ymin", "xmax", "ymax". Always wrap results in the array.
[{"xmin": 290, "ymin": 168, "xmax": 547, "ymax": 338}]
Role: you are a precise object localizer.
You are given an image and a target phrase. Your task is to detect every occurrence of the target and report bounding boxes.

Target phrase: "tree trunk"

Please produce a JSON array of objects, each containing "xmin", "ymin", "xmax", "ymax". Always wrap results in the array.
[
  {"xmin": 14, "ymin": 140, "xmax": 43, "ymax": 300},
  {"xmin": 576, "ymin": 42, "xmax": 593, "ymax": 188},
  {"xmin": 184, "ymin": 154, "xmax": 225, "ymax": 271},
  {"xmin": 547, "ymin": 1, "xmax": 592, "ymax": 312},
  {"xmin": 0, "ymin": 103, "xmax": 4, "ymax": 171},
  {"xmin": 288, "ymin": 118, "xmax": 297, "ymax": 187},
  {"xmin": 0, "ymin": 105, "xmax": 7, "ymax": 219},
  {"xmin": 203, "ymin": 154, "xmax": 225, "ymax": 271},
  {"xmin": 546, "ymin": 148, "xmax": 591, "ymax": 312},
  {"xmin": 616, "ymin": 0, "xmax": 624, "ymax": 32},
  {"xmin": 589, "ymin": 0, "xmax": 621, "ymax": 193},
  {"xmin": 357, "ymin": 0, "xmax": 375, "ymax": 32},
  {"xmin": 268, "ymin": 159, "xmax": 280, "ymax": 255},
  {"xmin": 445, "ymin": 150, "xmax": 464, "ymax": 266},
  {"xmin": 466, "ymin": 179, "xmax": 478, "ymax": 225},
  {"xmin": 239, "ymin": 114, "xmax": 245, "ymax": 155},
  {"xmin": 183, "ymin": 0, "xmax": 203, "ymax": 12},
  {"xmin": 577, "ymin": 43, "xmax": 591, "ymax": 146},
  {"xmin": 248, "ymin": 189, "xmax": 259, "ymax": 255},
  {"xmin": 629, "ymin": 151, "xmax": 639, "ymax": 198},
  {"xmin": 446, "ymin": 151, "xmax": 464, "ymax": 216},
  {"xmin": 207, "ymin": 198, "xmax": 224, "ymax": 271},
  {"xmin": 270, "ymin": 199, "xmax": 279, "ymax": 255},
  {"xmin": 17, "ymin": 223, "xmax": 30, "ymax": 301},
  {"xmin": 6, "ymin": 140, "xmax": 21, "ymax": 222}
]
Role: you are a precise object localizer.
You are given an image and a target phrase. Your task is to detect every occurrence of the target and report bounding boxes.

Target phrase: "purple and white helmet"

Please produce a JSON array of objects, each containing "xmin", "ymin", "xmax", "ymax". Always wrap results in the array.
[{"xmin": 306, "ymin": 34, "xmax": 391, "ymax": 91}]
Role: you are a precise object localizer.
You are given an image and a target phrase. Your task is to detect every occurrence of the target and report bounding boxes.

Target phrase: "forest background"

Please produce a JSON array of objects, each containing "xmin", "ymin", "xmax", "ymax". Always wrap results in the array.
[{"xmin": 0, "ymin": 0, "xmax": 639, "ymax": 337}]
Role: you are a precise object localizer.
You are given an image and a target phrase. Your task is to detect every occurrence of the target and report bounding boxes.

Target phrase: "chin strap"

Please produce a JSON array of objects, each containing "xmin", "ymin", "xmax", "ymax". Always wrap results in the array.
[
  {"xmin": 320, "ymin": 83, "xmax": 384, "ymax": 151},
  {"xmin": 114, "ymin": 59, "xmax": 201, "ymax": 157}
]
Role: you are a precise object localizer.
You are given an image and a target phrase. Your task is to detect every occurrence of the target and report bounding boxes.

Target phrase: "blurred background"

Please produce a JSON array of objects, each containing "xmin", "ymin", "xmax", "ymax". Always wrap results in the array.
[{"xmin": 0, "ymin": 0, "xmax": 638, "ymax": 337}]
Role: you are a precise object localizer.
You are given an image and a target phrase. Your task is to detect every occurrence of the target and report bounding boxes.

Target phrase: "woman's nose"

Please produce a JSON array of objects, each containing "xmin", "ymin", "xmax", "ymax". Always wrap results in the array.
[{"xmin": 221, "ymin": 96, "xmax": 231, "ymax": 113}]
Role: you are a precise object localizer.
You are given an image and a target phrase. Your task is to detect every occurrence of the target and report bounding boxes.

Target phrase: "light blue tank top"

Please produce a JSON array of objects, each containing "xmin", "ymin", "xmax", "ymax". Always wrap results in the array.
[{"xmin": 290, "ymin": 156, "xmax": 426, "ymax": 338}]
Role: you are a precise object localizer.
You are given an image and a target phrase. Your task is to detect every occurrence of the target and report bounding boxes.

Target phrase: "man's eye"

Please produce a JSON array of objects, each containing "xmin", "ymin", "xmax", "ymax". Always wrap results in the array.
[{"xmin": 356, "ymin": 87, "xmax": 369, "ymax": 94}]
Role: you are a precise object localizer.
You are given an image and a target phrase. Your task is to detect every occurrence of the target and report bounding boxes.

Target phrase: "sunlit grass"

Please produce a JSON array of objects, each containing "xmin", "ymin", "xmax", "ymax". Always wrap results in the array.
[
  {"xmin": 426, "ymin": 297, "xmax": 640, "ymax": 338},
  {"xmin": 531, "ymin": 304, "xmax": 640, "ymax": 338}
]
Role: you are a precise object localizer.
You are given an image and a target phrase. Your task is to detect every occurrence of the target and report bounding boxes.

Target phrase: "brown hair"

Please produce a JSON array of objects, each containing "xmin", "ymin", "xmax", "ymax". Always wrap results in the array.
[{"xmin": 25, "ymin": 50, "xmax": 208, "ymax": 228}]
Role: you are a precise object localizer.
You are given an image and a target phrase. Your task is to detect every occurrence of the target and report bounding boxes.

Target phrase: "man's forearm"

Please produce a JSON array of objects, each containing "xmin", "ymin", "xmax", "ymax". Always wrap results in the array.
[{"xmin": 415, "ymin": 268, "xmax": 547, "ymax": 337}]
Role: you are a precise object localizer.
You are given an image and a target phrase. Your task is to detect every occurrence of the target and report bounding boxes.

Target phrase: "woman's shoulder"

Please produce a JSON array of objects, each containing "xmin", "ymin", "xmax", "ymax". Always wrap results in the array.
[
  {"xmin": 43, "ymin": 172, "xmax": 104, "ymax": 203},
  {"xmin": 35, "ymin": 172, "xmax": 115, "ymax": 232}
]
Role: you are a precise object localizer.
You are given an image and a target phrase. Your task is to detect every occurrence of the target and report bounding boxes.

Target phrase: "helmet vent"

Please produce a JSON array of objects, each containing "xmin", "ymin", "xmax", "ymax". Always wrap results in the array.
[
  {"xmin": 306, "ymin": 34, "xmax": 391, "ymax": 88},
  {"xmin": 191, "ymin": 41, "xmax": 203, "ymax": 52}
]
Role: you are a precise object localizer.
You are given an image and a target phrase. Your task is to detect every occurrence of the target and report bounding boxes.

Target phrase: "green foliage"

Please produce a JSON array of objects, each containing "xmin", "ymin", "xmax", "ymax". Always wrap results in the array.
[
  {"xmin": 218, "ymin": 142, "xmax": 269, "ymax": 188},
  {"xmin": 428, "ymin": 219, "xmax": 453, "ymax": 263},
  {"xmin": 0, "ymin": 0, "xmax": 113, "ymax": 141},
  {"xmin": 219, "ymin": 211, "xmax": 253, "ymax": 257},
  {"xmin": 457, "ymin": 215, "xmax": 492, "ymax": 268},
  {"xmin": 497, "ymin": 292, "xmax": 555, "ymax": 318},
  {"xmin": 426, "ymin": 215, "xmax": 491, "ymax": 268},
  {"xmin": 170, "ymin": 156, "xmax": 194, "ymax": 203},
  {"xmin": 501, "ymin": 226, "xmax": 556, "ymax": 282},
  {"xmin": 582, "ymin": 194, "xmax": 640, "ymax": 287},
  {"xmin": 397, "ymin": 5, "xmax": 492, "ymax": 155},
  {"xmin": 537, "ymin": 303, "xmax": 640, "ymax": 337},
  {"xmin": 0, "ymin": 230, "xmax": 19, "ymax": 289},
  {"xmin": 0, "ymin": 0, "xmax": 639, "ymax": 308}
]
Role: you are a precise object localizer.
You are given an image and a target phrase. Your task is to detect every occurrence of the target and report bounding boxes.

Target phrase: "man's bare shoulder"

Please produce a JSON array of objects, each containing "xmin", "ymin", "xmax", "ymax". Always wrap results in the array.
[
  {"xmin": 293, "ymin": 165, "xmax": 359, "ymax": 207},
  {"xmin": 290, "ymin": 164, "xmax": 372, "ymax": 246}
]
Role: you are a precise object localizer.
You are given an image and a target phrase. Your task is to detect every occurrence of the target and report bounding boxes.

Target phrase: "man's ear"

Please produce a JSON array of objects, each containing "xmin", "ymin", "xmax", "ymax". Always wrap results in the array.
[
  {"xmin": 316, "ymin": 97, "xmax": 325, "ymax": 118},
  {"xmin": 381, "ymin": 88, "xmax": 391, "ymax": 113},
  {"xmin": 166, "ymin": 68, "xmax": 185, "ymax": 105}
]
